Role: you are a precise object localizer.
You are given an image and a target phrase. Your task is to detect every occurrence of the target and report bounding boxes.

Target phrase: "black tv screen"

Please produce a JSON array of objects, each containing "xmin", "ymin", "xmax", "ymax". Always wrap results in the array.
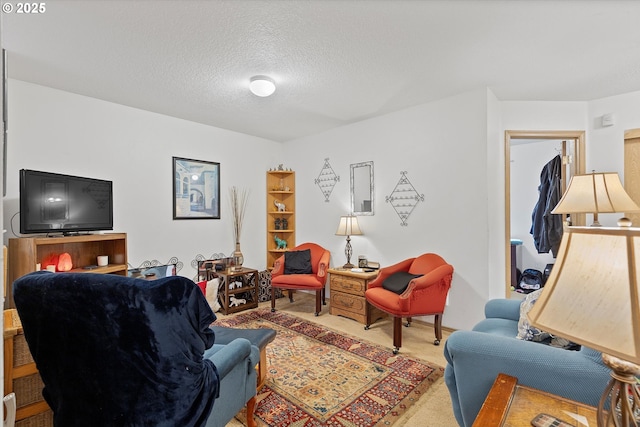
[{"xmin": 20, "ymin": 169, "xmax": 113, "ymax": 235}]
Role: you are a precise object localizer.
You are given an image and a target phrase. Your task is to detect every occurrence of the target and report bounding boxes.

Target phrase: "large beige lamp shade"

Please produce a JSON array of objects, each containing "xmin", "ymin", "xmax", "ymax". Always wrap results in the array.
[
  {"xmin": 335, "ymin": 215, "xmax": 363, "ymax": 268},
  {"xmin": 551, "ymin": 172, "xmax": 640, "ymax": 226},
  {"xmin": 527, "ymin": 226, "xmax": 640, "ymax": 425}
]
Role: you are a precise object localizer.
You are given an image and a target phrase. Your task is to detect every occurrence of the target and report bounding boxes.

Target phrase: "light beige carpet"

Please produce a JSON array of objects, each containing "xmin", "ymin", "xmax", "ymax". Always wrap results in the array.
[{"xmin": 219, "ymin": 292, "xmax": 457, "ymax": 427}]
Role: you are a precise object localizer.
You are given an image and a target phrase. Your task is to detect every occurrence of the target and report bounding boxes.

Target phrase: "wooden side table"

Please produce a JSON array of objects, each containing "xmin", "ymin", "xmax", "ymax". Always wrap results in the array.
[
  {"xmin": 216, "ymin": 267, "xmax": 259, "ymax": 315},
  {"xmin": 473, "ymin": 373, "xmax": 598, "ymax": 427},
  {"xmin": 328, "ymin": 268, "xmax": 386, "ymax": 325}
]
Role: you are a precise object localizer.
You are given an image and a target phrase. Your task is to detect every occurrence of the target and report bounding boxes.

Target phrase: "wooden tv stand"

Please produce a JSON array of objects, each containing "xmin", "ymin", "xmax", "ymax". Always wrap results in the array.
[
  {"xmin": 5, "ymin": 232, "xmax": 128, "ymax": 427},
  {"xmin": 7, "ymin": 233, "xmax": 128, "ymax": 308}
]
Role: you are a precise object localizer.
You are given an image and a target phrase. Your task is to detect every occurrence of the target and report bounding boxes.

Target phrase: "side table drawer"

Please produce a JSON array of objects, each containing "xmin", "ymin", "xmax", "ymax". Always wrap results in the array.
[
  {"xmin": 330, "ymin": 275, "xmax": 365, "ymax": 296},
  {"xmin": 330, "ymin": 292, "xmax": 367, "ymax": 316}
]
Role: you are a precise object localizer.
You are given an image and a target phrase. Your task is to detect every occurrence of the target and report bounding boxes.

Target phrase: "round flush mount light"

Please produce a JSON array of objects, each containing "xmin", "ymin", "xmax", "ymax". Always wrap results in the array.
[{"xmin": 249, "ymin": 75, "xmax": 276, "ymax": 97}]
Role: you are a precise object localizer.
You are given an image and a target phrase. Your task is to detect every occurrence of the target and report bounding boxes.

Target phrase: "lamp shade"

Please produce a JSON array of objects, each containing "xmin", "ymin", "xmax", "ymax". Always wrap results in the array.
[
  {"xmin": 527, "ymin": 226, "xmax": 640, "ymax": 364},
  {"xmin": 551, "ymin": 172, "xmax": 640, "ymax": 215},
  {"xmin": 335, "ymin": 215, "xmax": 363, "ymax": 236}
]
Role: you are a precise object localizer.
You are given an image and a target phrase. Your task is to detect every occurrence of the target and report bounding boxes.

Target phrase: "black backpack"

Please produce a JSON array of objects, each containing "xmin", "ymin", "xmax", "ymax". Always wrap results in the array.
[{"xmin": 517, "ymin": 268, "xmax": 544, "ymax": 293}]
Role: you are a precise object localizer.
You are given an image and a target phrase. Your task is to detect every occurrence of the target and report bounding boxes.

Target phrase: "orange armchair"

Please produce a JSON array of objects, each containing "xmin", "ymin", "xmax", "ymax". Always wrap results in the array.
[
  {"xmin": 365, "ymin": 253, "xmax": 454, "ymax": 354},
  {"xmin": 271, "ymin": 242, "xmax": 331, "ymax": 316}
]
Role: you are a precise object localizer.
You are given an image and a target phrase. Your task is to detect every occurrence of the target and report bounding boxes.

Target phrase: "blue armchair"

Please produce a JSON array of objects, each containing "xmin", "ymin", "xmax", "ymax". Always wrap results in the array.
[
  {"xmin": 13, "ymin": 271, "xmax": 258, "ymax": 427},
  {"xmin": 444, "ymin": 298, "xmax": 611, "ymax": 427}
]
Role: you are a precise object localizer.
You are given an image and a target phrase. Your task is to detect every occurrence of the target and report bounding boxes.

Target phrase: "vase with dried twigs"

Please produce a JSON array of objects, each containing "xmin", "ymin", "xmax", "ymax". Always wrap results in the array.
[{"xmin": 229, "ymin": 187, "xmax": 249, "ymax": 271}]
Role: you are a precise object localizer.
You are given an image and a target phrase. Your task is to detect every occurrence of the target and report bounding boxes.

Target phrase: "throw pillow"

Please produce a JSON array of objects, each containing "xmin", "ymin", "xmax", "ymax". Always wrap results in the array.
[
  {"xmin": 382, "ymin": 271, "xmax": 423, "ymax": 294},
  {"xmin": 258, "ymin": 269, "xmax": 283, "ymax": 301},
  {"xmin": 196, "ymin": 280, "xmax": 207, "ymax": 295},
  {"xmin": 516, "ymin": 288, "xmax": 551, "ymax": 342},
  {"xmin": 205, "ymin": 278, "xmax": 221, "ymax": 312},
  {"xmin": 284, "ymin": 249, "xmax": 312, "ymax": 274}
]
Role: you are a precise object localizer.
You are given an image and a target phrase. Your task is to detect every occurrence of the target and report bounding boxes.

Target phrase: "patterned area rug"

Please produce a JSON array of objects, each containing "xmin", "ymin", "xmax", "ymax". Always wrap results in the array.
[{"xmin": 214, "ymin": 309, "xmax": 444, "ymax": 427}]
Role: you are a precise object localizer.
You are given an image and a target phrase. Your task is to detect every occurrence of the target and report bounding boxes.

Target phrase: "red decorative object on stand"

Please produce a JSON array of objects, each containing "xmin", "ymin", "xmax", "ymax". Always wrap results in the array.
[{"xmin": 57, "ymin": 253, "xmax": 73, "ymax": 272}]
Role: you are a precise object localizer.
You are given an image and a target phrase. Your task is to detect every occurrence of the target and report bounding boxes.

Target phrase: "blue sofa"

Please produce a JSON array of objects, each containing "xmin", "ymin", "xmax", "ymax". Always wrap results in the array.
[
  {"xmin": 444, "ymin": 298, "xmax": 611, "ymax": 427},
  {"xmin": 13, "ymin": 271, "xmax": 258, "ymax": 427}
]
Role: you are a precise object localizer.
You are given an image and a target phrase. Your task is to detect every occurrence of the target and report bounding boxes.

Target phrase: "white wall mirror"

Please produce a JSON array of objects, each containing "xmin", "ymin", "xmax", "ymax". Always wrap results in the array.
[{"xmin": 350, "ymin": 161, "xmax": 374, "ymax": 215}]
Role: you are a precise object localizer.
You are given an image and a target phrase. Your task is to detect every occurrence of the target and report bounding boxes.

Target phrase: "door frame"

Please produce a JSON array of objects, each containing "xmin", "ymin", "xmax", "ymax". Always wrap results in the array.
[
  {"xmin": 504, "ymin": 130, "xmax": 586, "ymax": 296},
  {"xmin": 624, "ymin": 128, "xmax": 640, "ymax": 226}
]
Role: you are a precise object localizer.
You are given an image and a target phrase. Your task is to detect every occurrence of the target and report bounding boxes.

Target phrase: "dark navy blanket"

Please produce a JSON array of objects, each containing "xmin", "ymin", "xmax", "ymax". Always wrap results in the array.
[{"xmin": 14, "ymin": 271, "xmax": 219, "ymax": 427}]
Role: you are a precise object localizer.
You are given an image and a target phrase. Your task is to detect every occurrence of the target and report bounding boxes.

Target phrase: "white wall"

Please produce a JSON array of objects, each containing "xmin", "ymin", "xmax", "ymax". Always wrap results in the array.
[
  {"xmin": 5, "ymin": 82, "xmax": 497, "ymax": 331},
  {"xmin": 3, "ymin": 80, "xmax": 282, "ymax": 278},
  {"xmin": 486, "ymin": 89, "xmax": 504, "ymax": 300},
  {"xmin": 501, "ymin": 92, "xmax": 640, "ymax": 230},
  {"xmin": 283, "ymin": 89, "xmax": 492, "ymax": 330},
  {"xmin": 587, "ymin": 90, "xmax": 640, "ymax": 226},
  {"xmin": 6, "ymin": 81, "xmax": 640, "ymax": 331}
]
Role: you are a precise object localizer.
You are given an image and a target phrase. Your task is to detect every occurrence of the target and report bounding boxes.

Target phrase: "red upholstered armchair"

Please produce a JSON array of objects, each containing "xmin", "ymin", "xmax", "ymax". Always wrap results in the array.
[
  {"xmin": 271, "ymin": 243, "xmax": 331, "ymax": 316},
  {"xmin": 365, "ymin": 253, "xmax": 454, "ymax": 354}
]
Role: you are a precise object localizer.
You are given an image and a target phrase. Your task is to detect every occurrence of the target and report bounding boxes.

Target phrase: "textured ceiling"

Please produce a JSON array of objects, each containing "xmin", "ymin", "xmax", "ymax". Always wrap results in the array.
[{"xmin": 4, "ymin": 1, "xmax": 640, "ymax": 142}]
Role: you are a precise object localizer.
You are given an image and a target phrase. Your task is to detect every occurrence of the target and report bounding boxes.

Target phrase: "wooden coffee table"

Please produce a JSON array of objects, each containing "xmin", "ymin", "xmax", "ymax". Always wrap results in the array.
[{"xmin": 473, "ymin": 373, "xmax": 598, "ymax": 427}]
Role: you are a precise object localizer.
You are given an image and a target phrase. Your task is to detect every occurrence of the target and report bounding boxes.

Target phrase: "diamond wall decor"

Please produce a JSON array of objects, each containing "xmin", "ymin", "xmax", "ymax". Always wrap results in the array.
[
  {"xmin": 385, "ymin": 171, "xmax": 424, "ymax": 226},
  {"xmin": 315, "ymin": 158, "xmax": 340, "ymax": 202}
]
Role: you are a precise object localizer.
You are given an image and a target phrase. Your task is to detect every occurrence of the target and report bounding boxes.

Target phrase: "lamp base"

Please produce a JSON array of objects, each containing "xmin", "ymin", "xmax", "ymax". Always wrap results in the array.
[
  {"xmin": 342, "ymin": 263, "xmax": 355, "ymax": 269},
  {"xmin": 598, "ymin": 353, "xmax": 640, "ymax": 426}
]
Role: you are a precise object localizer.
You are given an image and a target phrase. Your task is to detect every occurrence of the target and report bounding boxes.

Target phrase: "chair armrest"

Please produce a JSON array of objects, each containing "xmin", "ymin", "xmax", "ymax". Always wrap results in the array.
[
  {"xmin": 402, "ymin": 263, "xmax": 454, "ymax": 295},
  {"xmin": 444, "ymin": 330, "xmax": 610, "ymax": 427},
  {"xmin": 208, "ymin": 338, "xmax": 252, "ymax": 378},
  {"xmin": 317, "ymin": 250, "xmax": 331, "ymax": 278},
  {"xmin": 271, "ymin": 255, "xmax": 285, "ymax": 276},
  {"xmin": 368, "ymin": 258, "xmax": 415, "ymax": 288},
  {"xmin": 484, "ymin": 299, "xmax": 522, "ymax": 321}
]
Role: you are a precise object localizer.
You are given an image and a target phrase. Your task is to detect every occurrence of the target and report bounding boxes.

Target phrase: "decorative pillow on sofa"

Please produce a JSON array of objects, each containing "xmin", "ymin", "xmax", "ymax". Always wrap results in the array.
[
  {"xmin": 284, "ymin": 249, "xmax": 312, "ymax": 274},
  {"xmin": 205, "ymin": 278, "xmax": 221, "ymax": 312},
  {"xmin": 382, "ymin": 272, "xmax": 423, "ymax": 294},
  {"xmin": 516, "ymin": 288, "xmax": 551, "ymax": 342}
]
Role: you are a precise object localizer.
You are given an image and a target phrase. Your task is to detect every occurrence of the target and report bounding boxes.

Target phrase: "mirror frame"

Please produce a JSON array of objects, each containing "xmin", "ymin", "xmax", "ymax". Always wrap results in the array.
[{"xmin": 350, "ymin": 161, "xmax": 374, "ymax": 216}]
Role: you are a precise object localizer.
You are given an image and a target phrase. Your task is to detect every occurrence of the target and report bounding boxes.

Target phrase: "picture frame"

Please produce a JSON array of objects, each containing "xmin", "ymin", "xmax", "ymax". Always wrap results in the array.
[{"xmin": 173, "ymin": 157, "xmax": 220, "ymax": 219}]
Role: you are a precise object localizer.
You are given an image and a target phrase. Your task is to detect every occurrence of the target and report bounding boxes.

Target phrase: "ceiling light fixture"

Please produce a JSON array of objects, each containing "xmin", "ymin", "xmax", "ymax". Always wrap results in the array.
[{"xmin": 249, "ymin": 75, "xmax": 276, "ymax": 97}]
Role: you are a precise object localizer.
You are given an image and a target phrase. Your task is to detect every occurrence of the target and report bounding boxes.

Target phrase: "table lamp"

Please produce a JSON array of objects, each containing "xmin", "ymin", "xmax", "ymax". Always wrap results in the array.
[
  {"xmin": 527, "ymin": 225, "xmax": 640, "ymax": 426},
  {"xmin": 335, "ymin": 215, "xmax": 362, "ymax": 268},
  {"xmin": 552, "ymin": 172, "xmax": 640, "ymax": 226}
]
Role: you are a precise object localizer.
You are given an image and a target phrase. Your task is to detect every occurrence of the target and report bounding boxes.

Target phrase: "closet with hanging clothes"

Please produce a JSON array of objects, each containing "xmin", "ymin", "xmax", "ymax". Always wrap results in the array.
[
  {"xmin": 530, "ymin": 154, "xmax": 563, "ymax": 258},
  {"xmin": 510, "ymin": 140, "xmax": 573, "ymax": 293}
]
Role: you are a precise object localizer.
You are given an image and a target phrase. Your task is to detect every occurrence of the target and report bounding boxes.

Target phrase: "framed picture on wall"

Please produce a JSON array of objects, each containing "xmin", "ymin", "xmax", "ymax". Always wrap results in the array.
[{"xmin": 173, "ymin": 157, "xmax": 220, "ymax": 219}]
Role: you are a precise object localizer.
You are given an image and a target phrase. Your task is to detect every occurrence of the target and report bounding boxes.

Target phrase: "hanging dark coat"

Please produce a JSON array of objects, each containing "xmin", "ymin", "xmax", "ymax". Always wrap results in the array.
[{"xmin": 530, "ymin": 155, "xmax": 563, "ymax": 257}]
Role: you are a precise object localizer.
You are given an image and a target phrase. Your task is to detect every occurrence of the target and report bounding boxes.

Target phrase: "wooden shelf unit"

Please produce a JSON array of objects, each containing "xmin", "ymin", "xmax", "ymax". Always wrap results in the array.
[
  {"xmin": 7, "ymin": 233, "xmax": 128, "ymax": 307},
  {"xmin": 215, "ymin": 267, "xmax": 260, "ymax": 315},
  {"xmin": 5, "ymin": 233, "xmax": 128, "ymax": 426},
  {"xmin": 4, "ymin": 309, "xmax": 53, "ymax": 426},
  {"xmin": 266, "ymin": 171, "xmax": 295, "ymax": 269}
]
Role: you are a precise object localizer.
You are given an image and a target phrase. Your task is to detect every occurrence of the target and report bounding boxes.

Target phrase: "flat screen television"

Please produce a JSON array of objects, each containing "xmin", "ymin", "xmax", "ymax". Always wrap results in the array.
[{"xmin": 19, "ymin": 169, "xmax": 113, "ymax": 235}]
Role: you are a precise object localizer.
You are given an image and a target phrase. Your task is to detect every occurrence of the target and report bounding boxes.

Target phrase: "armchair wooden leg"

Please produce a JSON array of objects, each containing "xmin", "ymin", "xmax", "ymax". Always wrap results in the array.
[
  {"xmin": 271, "ymin": 287, "xmax": 276, "ymax": 312},
  {"xmin": 246, "ymin": 395, "xmax": 257, "ymax": 427},
  {"xmin": 287, "ymin": 289, "xmax": 294, "ymax": 303},
  {"xmin": 433, "ymin": 313, "xmax": 443, "ymax": 346},
  {"xmin": 392, "ymin": 316, "xmax": 402, "ymax": 354},
  {"xmin": 314, "ymin": 290, "xmax": 322, "ymax": 316}
]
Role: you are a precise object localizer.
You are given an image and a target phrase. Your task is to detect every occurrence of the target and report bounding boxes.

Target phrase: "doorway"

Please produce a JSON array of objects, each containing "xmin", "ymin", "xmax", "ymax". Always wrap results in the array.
[{"xmin": 504, "ymin": 130, "xmax": 585, "ymax": 297}]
